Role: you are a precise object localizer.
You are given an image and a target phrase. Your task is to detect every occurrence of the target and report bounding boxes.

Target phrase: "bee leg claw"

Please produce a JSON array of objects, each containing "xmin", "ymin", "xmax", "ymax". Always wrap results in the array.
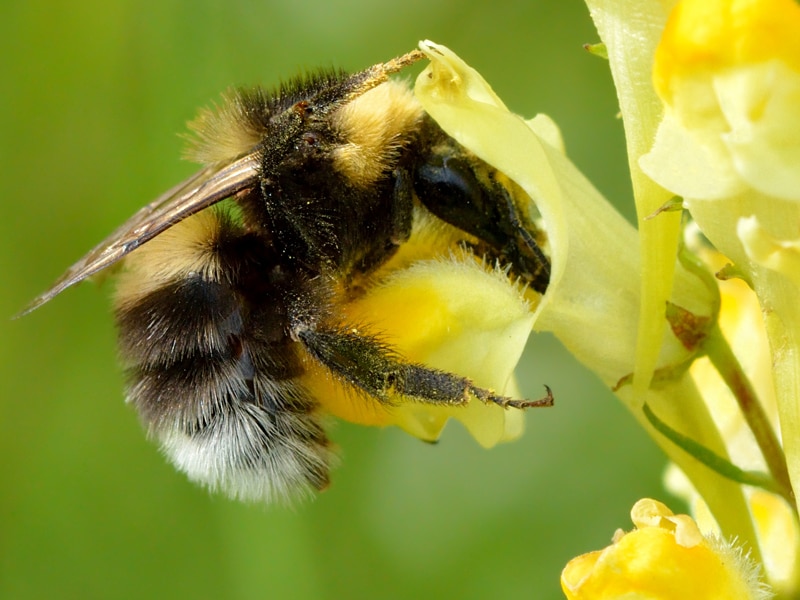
[{"xmin": 486, "ymin": 384, "xmax": 554, "ymax": 409}]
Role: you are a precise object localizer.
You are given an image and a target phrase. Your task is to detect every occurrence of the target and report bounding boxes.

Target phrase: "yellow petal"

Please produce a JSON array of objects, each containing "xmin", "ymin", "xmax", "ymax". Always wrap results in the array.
[
  {"xmin": 646, "ymin": 0, "xmax": 800, "ymax": 200},
  {"xmin": 654, "ymin": 0, "xmax": 800, "ymax": 101},
  {"xmin": 562, "ymin": 499, "xmax": 770, "ymax": 599},
  {"xmin": 751, "ymin": 490, "xmax": 800, "ymax": 594},
  {"xmin": 310, "ymin": 252, "xmax": 533, "ymax": 447},
  {"xmin": 414, "ymin": 39, "xmax": 757, "ymax": 549}
]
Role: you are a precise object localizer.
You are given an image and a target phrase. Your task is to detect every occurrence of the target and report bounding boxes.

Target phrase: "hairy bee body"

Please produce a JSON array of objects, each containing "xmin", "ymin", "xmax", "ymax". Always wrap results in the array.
[
  {"xmin": 27, "ymin": 51, "xmax": 551, "ymax": 502},
  {"xmin": 115, "ymin": 210, "xmax": 333, "ymax": 500}
]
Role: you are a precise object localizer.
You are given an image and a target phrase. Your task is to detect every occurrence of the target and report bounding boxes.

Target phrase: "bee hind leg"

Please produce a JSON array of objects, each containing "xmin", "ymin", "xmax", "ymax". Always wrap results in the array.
[{"xmin": 297, "ymin": 327, "xmax": 552, "ymax": 409}]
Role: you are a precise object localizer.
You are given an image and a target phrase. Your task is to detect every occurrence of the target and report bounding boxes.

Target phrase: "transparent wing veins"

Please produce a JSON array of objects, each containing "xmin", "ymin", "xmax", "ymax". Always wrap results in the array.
[{"xmin": 19, "ymin": 153, "xmax": 261, "ymax": 316}]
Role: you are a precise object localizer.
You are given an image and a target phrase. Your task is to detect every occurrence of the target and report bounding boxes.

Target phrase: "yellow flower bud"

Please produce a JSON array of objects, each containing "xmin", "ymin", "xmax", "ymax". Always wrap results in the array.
[{"xmin": 561, "ymin": 499, "xmax": 770, "ymax": 600}]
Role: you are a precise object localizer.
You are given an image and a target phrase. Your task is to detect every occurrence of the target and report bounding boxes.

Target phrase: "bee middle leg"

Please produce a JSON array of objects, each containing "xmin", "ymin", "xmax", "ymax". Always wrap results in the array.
[{"xmin": 297, "ymin": 326, "xmax": 552, "ymax": 409}]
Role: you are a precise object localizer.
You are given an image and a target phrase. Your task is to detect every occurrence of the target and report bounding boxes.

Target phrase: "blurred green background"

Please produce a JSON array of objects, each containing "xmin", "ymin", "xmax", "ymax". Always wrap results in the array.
[{"xmin": 1, "ymin": 1, "xmax": 677, "ymax": 599}]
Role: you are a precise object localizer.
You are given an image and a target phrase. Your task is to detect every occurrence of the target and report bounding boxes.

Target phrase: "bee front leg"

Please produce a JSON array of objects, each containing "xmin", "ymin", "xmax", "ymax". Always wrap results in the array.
[{"xmin": 412, "ymin": 147, "xmax": 550, "ymax": 293}]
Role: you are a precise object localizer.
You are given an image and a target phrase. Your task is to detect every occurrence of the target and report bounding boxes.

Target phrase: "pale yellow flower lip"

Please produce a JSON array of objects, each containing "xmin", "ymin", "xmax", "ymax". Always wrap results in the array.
[
  {"xmin": 308, "ymin": 246, "xmax": 533, "ymax": 448},
  {"xmin": 351, "ymin": 255, "xmax": 534, "ymax": 447}
]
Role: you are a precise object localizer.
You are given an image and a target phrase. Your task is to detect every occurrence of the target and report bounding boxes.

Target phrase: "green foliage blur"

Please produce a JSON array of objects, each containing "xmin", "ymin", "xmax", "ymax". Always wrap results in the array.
[{"xmin": 1, "ymin": 1, "xmax": 673, "ymax": 598}]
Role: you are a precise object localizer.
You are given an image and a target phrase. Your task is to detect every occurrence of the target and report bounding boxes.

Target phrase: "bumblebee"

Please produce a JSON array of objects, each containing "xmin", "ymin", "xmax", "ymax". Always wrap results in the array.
[{"xmin": 23, "ymin": 49, "xmax": 551, "ymax": 502}]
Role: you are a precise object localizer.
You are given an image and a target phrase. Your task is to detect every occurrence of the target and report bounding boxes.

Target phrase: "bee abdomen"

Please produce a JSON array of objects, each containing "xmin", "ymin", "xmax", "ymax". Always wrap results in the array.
[{"xmin": 113, "ymin": 212, "xmax": 333, "ymax": 502}]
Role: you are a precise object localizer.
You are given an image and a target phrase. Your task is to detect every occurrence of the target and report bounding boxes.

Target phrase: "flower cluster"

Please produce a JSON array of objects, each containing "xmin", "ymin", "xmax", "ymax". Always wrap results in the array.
[{"xmin": 402, "ymin": 0, "xmax": 800, "ymax": 595}]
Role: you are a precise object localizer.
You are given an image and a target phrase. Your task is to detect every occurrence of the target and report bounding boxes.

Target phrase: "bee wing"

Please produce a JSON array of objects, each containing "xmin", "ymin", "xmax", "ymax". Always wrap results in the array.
[{"xmin": 19, "ymin": 153, "xmax": 261, "ymax": 316}]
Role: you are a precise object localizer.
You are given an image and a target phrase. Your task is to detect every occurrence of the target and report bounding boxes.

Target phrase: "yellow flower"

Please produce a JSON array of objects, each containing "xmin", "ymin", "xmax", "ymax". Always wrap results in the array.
[
  {"xmin": 641, "ymin": 0, "xmax": 800, "ymax": 296},
  {"xmin": 309, "ymin": 248, "xmax": 531, "ymax": 447},
  {"xmin": 582, "ymin": 0, "xmax": 800, "ymax": 591},
  {"xmin": 410, "ymin": 14, "xmax": 797, "ymax": 591},
  {"xmin": 640, "ymin": 0, "xmax": 800, "ymax": 524},
  {"xmin": 413, "ymin": 40, "xmax": 706, "ymax": 387},
  {"xmin": 414, "ymin": 35, "xmax": 758, "ymax": 558},
  {"xmin": 579, "ymin": 6, "xmax": 759, "ymax": 550},
  {"xmin": 669, "ymin": 463, "xmax": 800, "ymax": 597},
  {"xmin": 561, "ymin": 499, "xmax": 771, "ymax": 600},
  {"xmin": 646, "ymin": 0, "xmax": 800, "ymax": 201},
  {"xmin": 665, "ymin": 243, "xmax": 800, "ymax": 595}
]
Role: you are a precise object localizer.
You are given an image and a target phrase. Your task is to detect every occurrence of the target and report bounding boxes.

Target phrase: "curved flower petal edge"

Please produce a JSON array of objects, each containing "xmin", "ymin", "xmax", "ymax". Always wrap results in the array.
[
  {"xmin": 561, "ymin": 498, "xmax": 773, "ymax": 600},
  {"xmin": 414, "ymin": 39, "xmax": 758, "ymax": 551},
  {"xmin": 738, "ymin": 215, "xmax": 800, "ymax": 291}
]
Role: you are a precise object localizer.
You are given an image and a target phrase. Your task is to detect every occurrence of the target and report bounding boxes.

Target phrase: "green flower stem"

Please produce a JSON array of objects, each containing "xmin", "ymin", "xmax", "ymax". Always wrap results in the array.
[
  {"xmin": 704, "ymin": 326, "xmax": 795, "ymax": 508},
  {"xmin": 642, "ymin": 403, "xmax": 781, "ymax": 495},
  {"xmin": 625, "ymin": 378, "xmax": 761, "ymax": 562}
]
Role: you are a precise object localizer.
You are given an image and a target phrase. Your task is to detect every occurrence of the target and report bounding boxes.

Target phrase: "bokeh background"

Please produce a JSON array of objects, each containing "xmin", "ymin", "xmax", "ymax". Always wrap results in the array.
[{"xmin": 1, "ymin": 1, "xmax": 678, "ymax": 598}]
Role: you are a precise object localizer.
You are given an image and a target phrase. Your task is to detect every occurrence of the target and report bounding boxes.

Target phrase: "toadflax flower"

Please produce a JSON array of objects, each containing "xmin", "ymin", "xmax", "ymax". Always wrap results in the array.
[
  {"xmin": 414, "ymin": 31, "xmax": 761, "ymax": 576},
  {"xmin": 410, "ymin": 0, "xmax": 800, "ymax": 595},
  {"xmin": 561, "ymin": 499, "xmax": 772, "ymax": 599},
  {"xmin": 640, "ymin": 0, "xmax": 800, "ymax": 533},
  {"xmin": 584, "ymin": 0, "xmax": 799, "ymax": 594},
  {"xmin": 307, "ymin": 244, "xmax": 533, "ymax": 447}
]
